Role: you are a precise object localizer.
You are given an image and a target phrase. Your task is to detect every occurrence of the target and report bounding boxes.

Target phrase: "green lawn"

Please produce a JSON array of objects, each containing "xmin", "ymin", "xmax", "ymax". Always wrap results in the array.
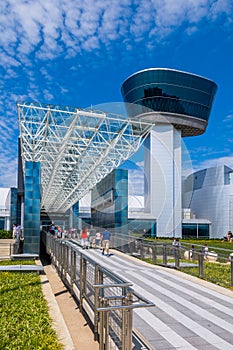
[
  {"xmin": 140, "ymin": 239, "xmax": 233, "ymax": 290},
  {"xmin": 0, "ymin": 260, "xmax": 62, "ymax": 350},
  {"xmin": 180, "ymin": 261, "xmax": 232, "ymax": 288},
  {"xmin": 179, "ymin": 239, "xmax": 233, "ymax": 253}
]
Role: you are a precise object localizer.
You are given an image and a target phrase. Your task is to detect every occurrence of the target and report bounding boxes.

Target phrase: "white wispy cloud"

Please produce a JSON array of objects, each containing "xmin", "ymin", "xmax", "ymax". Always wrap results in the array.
[
  {"xmin": 223, "ymin": 113, "xmax": 233, "ymax": 122},
  {"xmin": 0, "ymin": 147, "xmax": 18, "ymax": 187},
  {"xmin": 0, "ymin": 0, "xmax": 232, "ymax": 66},
  {"xmin": 192, "ymin": 155, "xmax": 233, "ymax": 173},
  {"xmin": 0, "ymin": 0, "xmax": 232, "ymax": 188}
]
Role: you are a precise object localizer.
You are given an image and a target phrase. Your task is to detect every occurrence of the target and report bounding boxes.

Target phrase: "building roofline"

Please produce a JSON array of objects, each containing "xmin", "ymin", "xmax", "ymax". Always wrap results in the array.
[{"xmin": 121, "ymin": 68, "xmax": 217, "ymax": 87}]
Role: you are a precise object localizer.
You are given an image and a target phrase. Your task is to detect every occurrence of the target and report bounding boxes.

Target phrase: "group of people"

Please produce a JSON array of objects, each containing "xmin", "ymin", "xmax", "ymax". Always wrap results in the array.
[
  {"xmin": 12, "ymin": 224, "xmax": 24, "ymax": 241},
  {"xmin": 223, "ymin": 230, "xmax": 233, "ymax": 242},
  {"xmin": 47, "ymin": 223, "xmax": 112, "ymax": 256},
  {"xmin": 49, "ymin": 224, "xmax": 63, "ymax": 238},
  {"xmin": 80, "ymin": 227, "xmax": 112, "ymax": 256}
]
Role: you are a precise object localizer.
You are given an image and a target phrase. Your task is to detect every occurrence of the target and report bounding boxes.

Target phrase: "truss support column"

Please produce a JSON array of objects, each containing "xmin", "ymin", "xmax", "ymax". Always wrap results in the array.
[
  {"xmin": 73, "ymin": 202, "xmax": 79, "ymax": 229},
  {"xmin": 23, "ymin": 161, "xmax": 41, "ymax": 254},
  {"xmin": 69, "ymin": 202, "xmax": 79, "ymax": 230}
]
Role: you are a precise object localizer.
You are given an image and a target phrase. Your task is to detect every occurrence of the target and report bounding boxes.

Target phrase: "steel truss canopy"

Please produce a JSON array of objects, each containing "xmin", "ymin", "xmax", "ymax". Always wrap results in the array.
[{"xmin": 17, "ymin": 102, "xmax": 153, "ymax": 213}]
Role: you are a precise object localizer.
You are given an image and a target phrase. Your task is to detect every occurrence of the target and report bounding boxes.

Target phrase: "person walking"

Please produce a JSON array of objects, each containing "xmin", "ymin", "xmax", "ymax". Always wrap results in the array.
[
  {"xmin": 12, "ymin": 224, "xmax": 17, "ymax": 239},
  {"xmin": 80, "ymin": 227, "xmax": 89, "ymax": 249},
  {"xmin": 18, "ymin": 226, "xmax": 24, "ymax": 254},
  {"xmin": 172, "ymin": 237, "xmax": 177, "ymax": 255},
  {"xmin": 94, "ymin": 231, "xmax": 102, "ymax": 249},
  {"xmin": 204, "ymin": 244, "xmax": 208, "ymax": 260},
  {"xmin": 101, "ymin": 228, "xmax": 111, "ymax": 256}
]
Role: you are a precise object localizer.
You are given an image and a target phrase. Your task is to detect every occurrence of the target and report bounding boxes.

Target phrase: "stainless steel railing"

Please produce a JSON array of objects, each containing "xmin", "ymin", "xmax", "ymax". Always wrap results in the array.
[
  {"xmin": 42, "ymin": 232, "xmax": 154, "ymax": 350},
  {"xmin": 109, "ymin": 232, "xmax": 233, "ymax": 287}
]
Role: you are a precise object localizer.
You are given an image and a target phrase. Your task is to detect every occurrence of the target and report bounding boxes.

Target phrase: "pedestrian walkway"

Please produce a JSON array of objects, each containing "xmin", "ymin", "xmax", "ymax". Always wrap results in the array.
[
  {"xmin": 80, "ymin": 248, "xmax": 233, "ymax": 350},
  {"xmin": 42, "ymin": 262, "xmax": 99, "ymax": 350}
]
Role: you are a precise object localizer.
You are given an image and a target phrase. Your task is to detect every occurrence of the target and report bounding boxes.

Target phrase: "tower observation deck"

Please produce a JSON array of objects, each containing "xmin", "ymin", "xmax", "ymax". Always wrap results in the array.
[
  {"xmin": 121, "ymin": 68, "xmax": 217, "ymax": 237},
  {"xmin": 121, "ymin": 68, "xmax": 217, "ymax": 136}
]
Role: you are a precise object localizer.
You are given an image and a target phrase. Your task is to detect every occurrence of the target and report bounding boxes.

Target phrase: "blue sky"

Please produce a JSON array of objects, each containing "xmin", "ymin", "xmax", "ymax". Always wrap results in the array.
[{"xmin": 0, "ymin": 0, "xmax": 233, "ymax": 190}]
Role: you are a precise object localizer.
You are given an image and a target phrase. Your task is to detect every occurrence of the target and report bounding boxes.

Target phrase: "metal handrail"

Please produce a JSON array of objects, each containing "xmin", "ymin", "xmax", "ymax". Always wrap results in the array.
[
  {"xmin": 42, "ymin": 231, "xmax": 155, "ymax": 350},
  {"xmin": 93, "ymin": 282, "xmax": 133, "ymax": 288}
]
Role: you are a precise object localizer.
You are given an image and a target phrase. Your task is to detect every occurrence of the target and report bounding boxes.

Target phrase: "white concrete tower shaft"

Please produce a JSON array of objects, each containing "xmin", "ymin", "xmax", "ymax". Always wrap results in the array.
[{"xmin": 144, "ymin": 124, "xmax": 182, "ymax": 237}]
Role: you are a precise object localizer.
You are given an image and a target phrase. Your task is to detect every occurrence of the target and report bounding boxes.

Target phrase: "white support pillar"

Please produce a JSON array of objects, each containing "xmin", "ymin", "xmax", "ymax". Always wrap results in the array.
[
  {"xmin": 69, "ymin": 207, "xmax": 73, "ymax": 230},
  {"xmin": 6, "ymin": 216, "xmax": 10, "ymax": 231},
  {"xmin": 144, "ymin": 124, "xmax": 182, "ymax": 237},
  {"xmin": 21, "ymin": 197, "xmax": 24, "ymax": 227}
]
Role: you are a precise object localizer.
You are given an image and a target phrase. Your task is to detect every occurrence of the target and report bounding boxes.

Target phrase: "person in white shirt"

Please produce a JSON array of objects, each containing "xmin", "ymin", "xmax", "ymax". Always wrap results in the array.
[{"xmin": 94, "ymin": 232, "xmax": 102, "ymax": 249}]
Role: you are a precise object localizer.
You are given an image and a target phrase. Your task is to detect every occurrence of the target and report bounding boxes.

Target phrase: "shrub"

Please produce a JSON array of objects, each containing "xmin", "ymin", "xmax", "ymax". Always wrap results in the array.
[{"xmin": 0, "ymin": 230, "xmax": 12, "ymax": 239}]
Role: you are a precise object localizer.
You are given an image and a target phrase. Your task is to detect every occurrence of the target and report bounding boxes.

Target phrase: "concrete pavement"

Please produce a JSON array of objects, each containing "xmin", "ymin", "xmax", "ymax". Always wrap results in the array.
[
  {"xmin": 80, "ymin": 248, "xmax": 233, "ymax": 350},
  {"xmin": 41, "ymin": 262, "xmax": 99, "ymax": 350}
]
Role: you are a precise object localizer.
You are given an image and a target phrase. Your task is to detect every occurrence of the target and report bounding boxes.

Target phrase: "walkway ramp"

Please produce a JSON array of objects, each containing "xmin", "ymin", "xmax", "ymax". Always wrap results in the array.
[{"xmin": 81, "ymin": 248, "xmax": 233, "ymax": 350}]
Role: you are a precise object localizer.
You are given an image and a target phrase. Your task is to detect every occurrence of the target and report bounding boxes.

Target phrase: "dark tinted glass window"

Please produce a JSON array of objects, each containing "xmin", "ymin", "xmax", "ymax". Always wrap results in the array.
[{"xmin": 121, "ymin": 69, "xmax": 217, "ymax": 121}]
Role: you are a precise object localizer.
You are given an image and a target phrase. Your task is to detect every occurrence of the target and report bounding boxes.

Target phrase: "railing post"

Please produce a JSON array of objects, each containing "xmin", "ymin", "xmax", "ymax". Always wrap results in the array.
[
  {"xmin": 129, "ymin": 240, "xmax": 135, "ymax": 255},
  {"xmin": 122, "ymin": 308, "xmax": 126, "ymax": 350},
  {"xmin": 163, "ymin": 244, "xmax": 167, "ymax": 266},
  {"xmin": 135, "ymin": 239, "xmax": 139, "ymax": 256},
  {"xmin": 152, "ymin": 244, "xmax": 157, "ymax": 264},
  {"xmin": 64, "ymin": 244, "xmax": 68, "ymax": 274},
  {"xmin": 198, "ymin": 250, "xmax": 204, "ymax": 278},
  {"xmin": 125, "ymin": 290, "xmax": 133, "ymax": 350},
  {"xmin": 61, "ymin": 243, "xmax": 65, "ymax": 275},
  {"xmin": 70, "ymin": 249, "xmax": 76, "ymax": 295},
  {"xmin": 99, "ymin": 296, "xmax": 104, "ymax": 350},
  {"xmin": 94, "ymin": 288, "xmax": 99, "ymax": 341},
  {"xmin": 175, "ymin": 246, "xmax": 180, "ymax": 269},
  {"xmin": 79, "ymin": 255, "xmax": 87, "ymax": 313},
  {"xmin": 122, "ymin": 285, "xmax": 128, "ymax": 350},
  {"xmin": 59, "ymin": 242, "xmax": 63, "ymax": 275},
  {"xmin": 231, "ymin": 256, "xmax": 233, "ymax": 287},
  {"xmin": 94, "ymin": 265, "xmax": 100, "ymax": 341},
  {"xmin": 140, "ymin": 239, "xmax": 144, "ymax": 259},
  {"xmin": 104, "ymin": 299, "xmax": 110, "ymax": 350}
]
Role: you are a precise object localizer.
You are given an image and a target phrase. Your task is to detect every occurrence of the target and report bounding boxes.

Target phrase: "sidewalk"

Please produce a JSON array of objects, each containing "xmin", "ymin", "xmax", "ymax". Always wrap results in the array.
[{"xmin": 41, "ymin": 262, "xmax": 99, "ymax": 350}]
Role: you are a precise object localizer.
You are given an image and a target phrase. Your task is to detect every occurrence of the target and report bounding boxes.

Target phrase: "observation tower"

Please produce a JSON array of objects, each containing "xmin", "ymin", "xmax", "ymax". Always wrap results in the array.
[{"xmin": 121, "ymin": 68, "xmax": 217, "ymax": 237}]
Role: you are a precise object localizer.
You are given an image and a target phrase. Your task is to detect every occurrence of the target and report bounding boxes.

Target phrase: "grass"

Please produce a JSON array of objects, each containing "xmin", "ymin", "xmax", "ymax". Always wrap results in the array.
[
  {"xmin": 179, "ymin": 239, "xmax": 233, "ymax": 256},
  {"xmin": 180, "ymin": 261, "xmax": 232, "ymax": 288},
  {"xmin": 139, "ymin": 239, "xmax": 233, "ymax": 290},
  {"xmin": 151, "ymin": 238, "xmax": 233, "ymax": 250},
  {"xmin": 0, "ymin": 259, "xmax": 35, "ymax": 266},
  {"xmin": 0, "ymin": 260, "xmax": 62, "ymax": 350}
]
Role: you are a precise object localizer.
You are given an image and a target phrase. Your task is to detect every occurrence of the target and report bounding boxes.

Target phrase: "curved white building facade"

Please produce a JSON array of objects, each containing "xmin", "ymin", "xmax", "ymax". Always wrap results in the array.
[
  {"xmin": 183, "ymin": 165, "xmax": 233, "ymax": 238},
  {"xmin": 0, "ymin": 187, "xmax": 17, "ymax": 230}
]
